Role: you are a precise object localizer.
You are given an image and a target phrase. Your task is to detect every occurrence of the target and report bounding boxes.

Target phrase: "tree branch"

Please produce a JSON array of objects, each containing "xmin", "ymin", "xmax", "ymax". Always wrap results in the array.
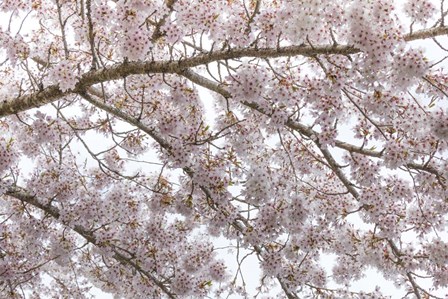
[
  {"xmin": 2, "ymin": 26, "xmax": 448, "ymax": 117},
  {"xmin": 178, "ymin": 69, "xmax": 433, "ymax": 299},
  {"xmin": 178, "ymin": 69, "xmax": 445, "ymax": 182},
  {"xmin": 79, "ymin": 90, "xmax": 301, "ymax": 298},
  {"xmin": 4, "ymin": 186, "xmax": 176, "ymax": 298}
]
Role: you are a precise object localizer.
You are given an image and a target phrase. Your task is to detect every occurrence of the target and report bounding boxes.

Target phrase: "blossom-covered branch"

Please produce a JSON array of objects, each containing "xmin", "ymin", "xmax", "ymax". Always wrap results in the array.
[
  {"xmin": 1, "ymin": 26, "xmax": 448, "ymax": 117},
  {"xmin": 4, "ymin": 186, "xmax": 176, "ymax": 298}
]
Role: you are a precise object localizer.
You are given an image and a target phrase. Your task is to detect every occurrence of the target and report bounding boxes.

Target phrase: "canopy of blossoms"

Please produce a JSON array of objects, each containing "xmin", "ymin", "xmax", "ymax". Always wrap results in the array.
[{"xmin": 0, "ymin": 0, "xmax": 447, "ymax": 298}]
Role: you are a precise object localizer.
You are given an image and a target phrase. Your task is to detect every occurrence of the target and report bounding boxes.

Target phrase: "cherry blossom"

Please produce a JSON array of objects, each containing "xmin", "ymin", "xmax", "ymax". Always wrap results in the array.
[
  {"xmin": 403, "ymin": 0, "xmax": 437, "ymax": 24},
  {"xmin": 0, "ymin": 0, "xmax": 447, "ymax": 298},
  {"xmin": 48, "ymin": 59, "xmax": 79, "ymax": 92}
]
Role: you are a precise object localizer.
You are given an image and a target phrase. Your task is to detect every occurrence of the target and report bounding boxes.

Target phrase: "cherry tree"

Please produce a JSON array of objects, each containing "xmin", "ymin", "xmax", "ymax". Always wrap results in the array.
[{"xmin": 0, "ymin": 0, "xmax": 447, "ymax": 298}]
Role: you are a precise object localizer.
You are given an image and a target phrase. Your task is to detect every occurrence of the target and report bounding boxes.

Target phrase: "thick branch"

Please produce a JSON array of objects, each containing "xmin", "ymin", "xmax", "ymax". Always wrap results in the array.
[
  {"xmin": 404, "ymin": 26, "xmax": 448, "ymax": 42},
  {"xmin": 0, "ymin": 86, "xmax": 65, "ymax": 117},
  {"xmin": 2, "ymin": 26, "xmax": 448, "ymax": 117}
]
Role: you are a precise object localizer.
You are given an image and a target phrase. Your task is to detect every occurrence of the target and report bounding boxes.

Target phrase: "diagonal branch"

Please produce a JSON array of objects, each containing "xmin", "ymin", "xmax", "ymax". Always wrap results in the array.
[
  {"xmin": 178, "ymin": 69, "xmax": 429, "ymax": 299},
  {"xmin": 178, "ymin": 69, "xmax": 445, "ymax": 181},
  {"xmin": 79, "ymin": 90, "xmax": 300, "ymax": 298},
  {"xmin": 3, "ymin": 186, "xmax": 176, "ymax": 298},
  {"xmin": 81, "ymin": 82, "xmax": 431, "ymax": 299}
]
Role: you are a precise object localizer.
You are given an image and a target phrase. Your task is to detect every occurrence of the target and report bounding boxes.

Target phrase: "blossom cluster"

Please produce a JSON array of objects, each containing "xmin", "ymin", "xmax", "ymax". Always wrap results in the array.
[
  {"xmin": 0, "ymin": 137, "xmax": 16, "ymax": 175},
  {"xmin": 48, "ymin": 60, "xmax": 79, "ymax": 92},
  {"xmin": 0, "ymin": 32, "xmax": 30, "ymax": 66},
  {"xmin": 403, "ymin": 0, "xmax": 436, "ymax": 24}
]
